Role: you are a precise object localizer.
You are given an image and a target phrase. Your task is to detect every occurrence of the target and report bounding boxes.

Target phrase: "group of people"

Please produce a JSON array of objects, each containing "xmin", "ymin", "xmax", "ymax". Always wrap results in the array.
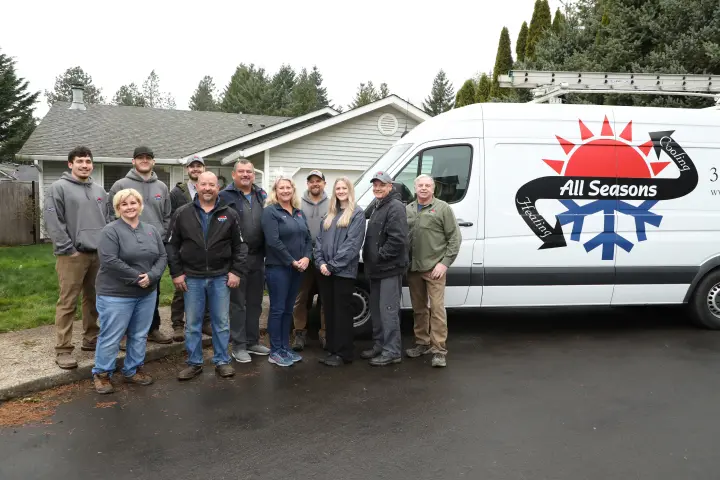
[{"xmin": 44, "ymin": 144, "xmax": 461, "ymax": 395}]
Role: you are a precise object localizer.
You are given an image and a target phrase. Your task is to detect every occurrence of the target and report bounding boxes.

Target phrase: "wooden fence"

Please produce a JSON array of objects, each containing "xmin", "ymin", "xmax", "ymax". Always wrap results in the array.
[{"xmin": 0, "ymin": 181, "xmax": 40, "ymax": 246}]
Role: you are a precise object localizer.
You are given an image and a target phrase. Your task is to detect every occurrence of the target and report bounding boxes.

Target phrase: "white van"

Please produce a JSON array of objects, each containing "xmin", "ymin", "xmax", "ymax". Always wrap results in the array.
[{"xmin": 348, "ymin": 102, "xmax": 720, "ymax": 335}]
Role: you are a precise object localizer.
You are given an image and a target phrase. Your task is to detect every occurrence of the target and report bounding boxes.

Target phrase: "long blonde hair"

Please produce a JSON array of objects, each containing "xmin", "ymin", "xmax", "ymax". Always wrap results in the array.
[
  {"xmin": 266, "ymin": 176, "xmax": 300, "ymax": 209},
  {"xmin": 323, "ymin": 177, "xmax": 356, "ymax": 230}
]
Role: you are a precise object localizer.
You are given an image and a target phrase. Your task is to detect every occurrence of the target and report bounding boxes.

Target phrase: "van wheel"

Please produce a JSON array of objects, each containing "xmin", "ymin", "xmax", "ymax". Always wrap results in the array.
[
  {"xmin": 352, "ymin": 283, "xmax": 372, "ymax": 338},
  {"xmin": 691, "ymin": 270, "xmax": 720, "ymax": 329}
]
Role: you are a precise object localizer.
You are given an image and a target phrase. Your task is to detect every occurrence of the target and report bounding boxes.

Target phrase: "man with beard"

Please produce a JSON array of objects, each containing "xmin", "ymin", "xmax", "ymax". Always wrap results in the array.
[
  {"xmin": 291, "ymin": 170, "xmax": 328, "ymax": 351},
  {"xmin": 167, "ymin": 172, "xmax": 247, "ymax": 380},
  {"xmin": 107, "ymin": 146, "xmax": 173, "ymax": 344},
  {"xmin": 168, "ymin": 154, "xmax": 211, "ymax": 342},
  {"xmin": 218, "ymin": 159, "xmax": 271, "ymax": 363}
]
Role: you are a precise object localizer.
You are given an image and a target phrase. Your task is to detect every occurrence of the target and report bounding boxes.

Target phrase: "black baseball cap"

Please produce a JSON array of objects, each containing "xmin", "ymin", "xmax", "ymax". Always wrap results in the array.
[{"xmin": 133, "ymin": 146, "xmax": 154, "ymax": 159}]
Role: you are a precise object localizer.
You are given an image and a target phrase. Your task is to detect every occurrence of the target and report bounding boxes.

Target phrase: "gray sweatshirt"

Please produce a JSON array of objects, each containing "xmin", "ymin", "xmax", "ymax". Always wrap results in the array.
[
  {"xmin": 107, "ymin": 169, "xmax": 171, "ymax": 238},
  {"xmin": 313, "ymin": 206, "xmax": 366, "ymax": 279},
  {"xmin": 300, "ymin": 190, "xmax": 329, "ymax": 245},
  {"xmin": 95, "ymin": 220, "xmax": 168, "ymax": 297},
  {"xmin": 43, "ymin": 172, "xmax": 108, "ymax": 255}
]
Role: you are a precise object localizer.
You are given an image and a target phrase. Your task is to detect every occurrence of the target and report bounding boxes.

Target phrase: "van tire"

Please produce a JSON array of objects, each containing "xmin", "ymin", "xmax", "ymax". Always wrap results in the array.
[
  {"xmin": 690, "ymin": 270, "xmax": 720, "ymax": 329},
  {"xmin": 352, "ymin": 282, "xmax": 372, "ymax": 338}
]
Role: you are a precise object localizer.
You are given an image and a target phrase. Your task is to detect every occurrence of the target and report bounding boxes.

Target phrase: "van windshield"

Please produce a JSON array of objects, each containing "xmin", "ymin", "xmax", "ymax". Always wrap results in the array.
[{"xmin": 354, "ymin": 143, "xmax": 412, "ymax": 199}]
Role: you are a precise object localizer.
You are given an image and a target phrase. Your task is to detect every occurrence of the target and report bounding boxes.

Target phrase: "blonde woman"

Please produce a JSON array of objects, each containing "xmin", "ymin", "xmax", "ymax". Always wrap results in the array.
[
  {"xmin": 314, "ymin": 177, "xmax": 366, "ymax": 366},
  {"xmin": 261, "ymin": 177, "xmax": 312, "ymax": 367},
  {"xmin": 92, "ymin": 188, "xmax": 167, "ymax": 394}
]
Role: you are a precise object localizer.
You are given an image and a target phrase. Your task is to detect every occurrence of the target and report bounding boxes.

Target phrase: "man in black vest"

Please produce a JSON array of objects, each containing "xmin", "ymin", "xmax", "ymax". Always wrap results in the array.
[{"xmin": 218, "ymin": 159, "xmax": 271, "ymax": 363}]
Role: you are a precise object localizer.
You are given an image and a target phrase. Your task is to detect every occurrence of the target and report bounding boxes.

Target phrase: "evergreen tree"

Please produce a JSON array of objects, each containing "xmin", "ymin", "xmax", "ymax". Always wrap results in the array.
[
  {"xmin": 220, "ymin": 63, "xmax": 271, "ymax": 115},
  {"xmin": 45, "ymin": 66, "xmax": 104, "ymax": 106},
  {"xmin": 455, "ymin": 79, "xmax": 477, "ymax": 108},
  {"xmin": 142, "ymin": 70, "xmax": 175, "ymax": 109},
  {"xmin": 349, "ymin": 81, "xmax": 379, "ymax": 108},
  {"xmin": 189, "ymin": 75, "xmax": 219, "ymax": 111},
  {"xmin": 475, "ymin": 73, "xmax": 492, "ymax": 103},
  {"xmin": 112, "ymin": 83, "xmax": 146, "ymax": 107},
  {"xmin": 267, "ymin": 64, "xmax": 296, "ymax": 116},
  {"xmin": 422, "ymin": 69, "xmax": 455, "ymax": 116},
  {"xmin": 533, "ymin": 0, "xmax": 720, "ymax": 108},
  {"xmin": 490, "ymin": 27, "xmax": 514, "ymax": 98},
  {"xmin": 516, "ymin": 21, "xmax": 529, "ymax": 62},
  {"xmin": 552, "ymin": 8, "xmax": 566, "ymax": 34},
  {"xmin": 525, "ymin": 0, "xmax": 552, "ymax": 61},
  {"xmin": 0, "ymin": 49, "xmax": 40, "ymax": 162},
  {"xmin": 379, "ymin": 82, "xmax": 390, "ymax": 98},
  {"xmin": 289, "ymin": 66, "xmax": 332, "ymax": 116}
]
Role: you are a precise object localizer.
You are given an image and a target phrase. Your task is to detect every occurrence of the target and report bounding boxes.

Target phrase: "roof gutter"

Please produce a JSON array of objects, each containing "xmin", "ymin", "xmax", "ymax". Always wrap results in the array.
[{"xmin": 17, "ymin": 155, "xmax": 182, "ymax": 165}]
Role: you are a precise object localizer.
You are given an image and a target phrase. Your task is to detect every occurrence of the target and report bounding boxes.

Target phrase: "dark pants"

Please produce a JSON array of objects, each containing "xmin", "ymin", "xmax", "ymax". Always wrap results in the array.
[
  {"xmin": 318, "ymin": 275, "xmax": 355, "ymax": 361},
  {"xmin": 266, "ymin": 265, "xmax": 302, "ymax": 354},
  {"xmin": 370, "ymin": 275, "xmax": 402, "ymax": 358},
  {"xmin": 150, "ymin": 281, "xmax": 161, "ymax": 332},
  {"xmin": 229, "ymin": 253, "xmax": 265, "ymax": 349}
]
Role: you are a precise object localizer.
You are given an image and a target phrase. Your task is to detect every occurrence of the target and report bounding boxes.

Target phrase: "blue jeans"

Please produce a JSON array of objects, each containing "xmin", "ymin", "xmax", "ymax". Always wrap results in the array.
[
  {"xmin": 184, "ymin": 275, "xmax": 231, "ymax": 366},
  {"xmin": 92, "ymin": 291, "xmax": 157, "ymax": 377},
  {"xmin": 266, "ymin": 265, "xmax": 302, "ymax": 353}
]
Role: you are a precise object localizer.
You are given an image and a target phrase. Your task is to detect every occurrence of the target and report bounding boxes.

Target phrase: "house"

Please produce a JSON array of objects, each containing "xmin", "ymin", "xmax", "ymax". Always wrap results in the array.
[{"xmin": 18, "ymin": 86, "xmax": 430, "ymax": 213}]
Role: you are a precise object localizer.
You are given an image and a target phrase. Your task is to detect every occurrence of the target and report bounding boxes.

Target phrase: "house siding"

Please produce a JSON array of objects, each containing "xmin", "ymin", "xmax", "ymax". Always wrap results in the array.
[{"xmin": 267, "ymin": 107, "xmax": 419, "ymax": 183}]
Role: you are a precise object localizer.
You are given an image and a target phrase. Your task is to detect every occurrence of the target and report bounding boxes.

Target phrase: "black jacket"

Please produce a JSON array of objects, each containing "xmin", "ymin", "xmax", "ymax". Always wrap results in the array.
[
  {"xmin": 170, "ymin": 182, "xmax": 193, "ymax": 215},
  {"xmin": 218, "ymin": 183, "xmax": 267, "ymax": 255},
  {"xmin": 165, "ymin": 199, "xmax": 248, "ymax": 279},
  {"xmin": 362, "ymin": 189, "xmax": 409, "ymax": 279}
]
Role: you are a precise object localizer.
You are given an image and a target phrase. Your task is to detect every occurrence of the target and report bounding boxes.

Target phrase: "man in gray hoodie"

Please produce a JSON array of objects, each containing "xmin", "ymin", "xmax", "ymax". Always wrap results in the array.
[
  {"xmin": 291, "ymin": 170, "xmax": 329, "ymax": 351},
  {"xmin": 44, "ymin": 146, "xmax": 108, "ymax": 369},
  {"xmin": 106, "ymin": 146, "xmax": 172, "ymax": 344}
]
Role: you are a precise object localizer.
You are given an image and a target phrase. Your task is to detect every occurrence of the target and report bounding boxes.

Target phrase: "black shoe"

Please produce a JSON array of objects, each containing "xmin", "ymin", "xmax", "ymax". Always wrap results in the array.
[
  {"xmin": 360, "ymin": 346, "xmax": 382, "ymax": 359},
  {"xmin": 177, "ymin": 365, "xmax": 203, "ymax": 381},
  {"xmin": 369, "ymin": 354, "xmax": 402, "ymax": 367},
  {"xmin": 215, "ymin": 363, "xmax": 235, "ymax": 378},
  {"xmin": 320, "ymin": 354, "xmax": 344, "ymax": 367}
]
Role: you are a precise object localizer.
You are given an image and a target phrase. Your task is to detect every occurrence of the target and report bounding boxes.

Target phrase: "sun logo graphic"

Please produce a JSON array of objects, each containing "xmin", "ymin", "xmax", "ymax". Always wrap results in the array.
[{"xmin": 515, "ymin": 116, "xmax": 698, "ymax": 261}]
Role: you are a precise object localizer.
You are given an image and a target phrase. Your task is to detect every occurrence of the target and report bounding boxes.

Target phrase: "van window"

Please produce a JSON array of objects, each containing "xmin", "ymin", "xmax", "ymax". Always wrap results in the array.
[
  {"xmin": 354, "ymin": 143, "xmax": 413, "ymax": 200},
  {"xmin": 392, "ymin": 145, "xmax": 472, "ymax": 204}
]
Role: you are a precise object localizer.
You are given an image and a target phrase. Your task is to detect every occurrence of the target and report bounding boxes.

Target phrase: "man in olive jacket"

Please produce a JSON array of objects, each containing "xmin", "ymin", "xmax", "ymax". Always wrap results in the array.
[
  {"xmin": 360, "ymin": 171, "xmax": 409, "ymax": 366},
  {"xmin": 405, "ymin": 174, "xmax": 460, "ymax": 368}
]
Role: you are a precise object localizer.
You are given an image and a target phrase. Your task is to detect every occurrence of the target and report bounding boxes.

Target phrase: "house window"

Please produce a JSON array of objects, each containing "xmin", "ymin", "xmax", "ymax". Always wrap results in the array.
[
  {"xmin": 103, "ymin": 164, "xmax": 172, "ymax": 190},
  {"xmin": 392, "ymin": 145, "xmax": 473, "ymax": 204}
]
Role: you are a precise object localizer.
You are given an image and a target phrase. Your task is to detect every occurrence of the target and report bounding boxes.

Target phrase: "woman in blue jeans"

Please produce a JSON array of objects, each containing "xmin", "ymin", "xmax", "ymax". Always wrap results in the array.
[
  {"xmin": 92, "ymin": 188, "xmax": 167, "ymax": 394},
  {"xmin": 261, "ymin": 176, "xmax": 312, "ymax": 367}
]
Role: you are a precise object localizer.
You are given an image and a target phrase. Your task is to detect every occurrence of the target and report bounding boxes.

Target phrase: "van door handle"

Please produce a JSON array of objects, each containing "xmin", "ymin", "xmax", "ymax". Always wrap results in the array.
[{"xmin": 458, "ymin": 220, "xmax": 473, "ymax": 227}]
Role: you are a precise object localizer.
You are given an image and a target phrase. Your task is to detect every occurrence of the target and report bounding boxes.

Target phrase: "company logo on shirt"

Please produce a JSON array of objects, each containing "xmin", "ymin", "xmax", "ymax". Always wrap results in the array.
[
  {"xmin": 218, "ymin": 215, "xmax": 228, "ymax": 222},
  {"xmin": 97, "ymin": 197, "xmax": 103, "ymax": 203},
  {"xmin": 154, "ymin": 194, "xmax": 162, "ymax": 200}
]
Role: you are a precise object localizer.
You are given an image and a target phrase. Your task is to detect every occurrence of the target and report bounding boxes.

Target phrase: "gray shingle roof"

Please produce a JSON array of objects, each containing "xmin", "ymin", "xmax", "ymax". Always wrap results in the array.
[{"xmin": 18, "ymin": 102, "xmax": 292, "ymax": 159}]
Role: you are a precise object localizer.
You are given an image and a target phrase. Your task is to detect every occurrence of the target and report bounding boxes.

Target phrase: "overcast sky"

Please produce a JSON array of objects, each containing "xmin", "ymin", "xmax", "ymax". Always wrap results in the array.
[{"xmin": 2, "ymin": 0, "xmax": 563, "ymax": 119}]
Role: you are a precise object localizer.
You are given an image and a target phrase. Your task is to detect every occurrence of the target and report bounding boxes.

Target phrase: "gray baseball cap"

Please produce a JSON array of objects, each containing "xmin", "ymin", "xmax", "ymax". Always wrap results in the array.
[
  {"xmin": 187, "ymin": 154, "xmax": 205, "ymax": 166},
  {"xmin": 370, "ymin": 170, "xmax": 393, "ymax": 184}
]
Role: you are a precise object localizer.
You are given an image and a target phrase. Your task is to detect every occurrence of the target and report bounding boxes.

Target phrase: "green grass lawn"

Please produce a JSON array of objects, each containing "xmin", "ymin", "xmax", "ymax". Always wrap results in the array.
[{"xmin": 0, "ymin": 244, "xmax": 174, "ymax": 333}]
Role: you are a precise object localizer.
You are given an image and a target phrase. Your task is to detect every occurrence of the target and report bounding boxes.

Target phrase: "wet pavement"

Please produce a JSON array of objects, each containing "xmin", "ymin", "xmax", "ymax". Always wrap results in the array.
[{"xmin": 2, "ymin": 305, "xmax": 720, "ymax": 480}]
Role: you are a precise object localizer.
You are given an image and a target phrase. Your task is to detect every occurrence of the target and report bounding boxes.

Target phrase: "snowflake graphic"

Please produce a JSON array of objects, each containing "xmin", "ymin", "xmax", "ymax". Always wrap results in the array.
[{"xmin": 556, "ymin": 200, "xmax": 663, "ymax": 261}]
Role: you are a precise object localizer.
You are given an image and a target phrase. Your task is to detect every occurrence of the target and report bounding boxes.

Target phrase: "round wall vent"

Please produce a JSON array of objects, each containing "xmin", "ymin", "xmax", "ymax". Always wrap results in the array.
[{"xmin": 377, "ymin": 113, "xmax": 399, "ymax": 136}]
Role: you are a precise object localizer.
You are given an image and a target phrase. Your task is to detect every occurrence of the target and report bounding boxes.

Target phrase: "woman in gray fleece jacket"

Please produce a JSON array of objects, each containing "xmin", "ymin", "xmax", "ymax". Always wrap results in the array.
[
  {"xmin": 314, "ymin": 177, "xmax": 366, "ymax": 367},
  {"xmin": 91, "ymin": 188, "xmax": 167, "ymax": 394}
]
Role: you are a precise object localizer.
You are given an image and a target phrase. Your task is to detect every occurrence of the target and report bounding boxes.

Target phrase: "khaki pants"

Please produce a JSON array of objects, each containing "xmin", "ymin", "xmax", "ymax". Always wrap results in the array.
[
  {"xmin": 54, "ymin": 252, "xmax": 100, "ymax": 353},
  {"xmin": 408, "ymin": 270, "xmax": 448, "ymax": 355},
  {"xmin": 292, "ymin": 266, "xmax": 326, "ymax": 339}
]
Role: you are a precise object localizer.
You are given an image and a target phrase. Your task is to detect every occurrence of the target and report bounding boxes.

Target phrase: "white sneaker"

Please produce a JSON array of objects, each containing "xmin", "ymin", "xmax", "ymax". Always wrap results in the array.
[{"xmin": 248, "ymin": 344, "xmax": 270, "ymax": 356}]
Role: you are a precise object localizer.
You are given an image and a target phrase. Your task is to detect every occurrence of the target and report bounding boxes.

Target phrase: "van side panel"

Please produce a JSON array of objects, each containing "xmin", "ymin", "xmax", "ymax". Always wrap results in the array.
[
  {"xmin": 482, "ymin": 106, "xmax": 616, "ymax": 307},
  {"xmin": 611, "ymin": 108, "xmax": 720, "ymax": 304}
]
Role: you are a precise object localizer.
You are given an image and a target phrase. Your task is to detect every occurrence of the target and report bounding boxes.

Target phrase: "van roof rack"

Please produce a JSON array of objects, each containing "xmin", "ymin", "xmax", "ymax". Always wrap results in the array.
[{"xmin": 497, "ymin": 70, "xmax": 720, "ymax": 109}]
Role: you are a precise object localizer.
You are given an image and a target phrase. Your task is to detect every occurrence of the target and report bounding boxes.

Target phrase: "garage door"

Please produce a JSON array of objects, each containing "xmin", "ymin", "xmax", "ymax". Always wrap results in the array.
[{"xmin": 292, "ymin": 169, "xmax": 363, "ymax": 196}]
